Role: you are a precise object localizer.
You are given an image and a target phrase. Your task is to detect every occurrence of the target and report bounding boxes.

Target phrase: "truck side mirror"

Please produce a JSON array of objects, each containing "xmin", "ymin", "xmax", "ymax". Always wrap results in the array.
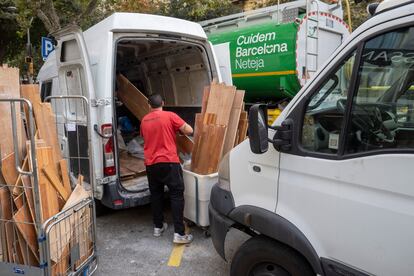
[{"xmin": 248, "ymin": 104, "xmax": 269, "ymax": 154}]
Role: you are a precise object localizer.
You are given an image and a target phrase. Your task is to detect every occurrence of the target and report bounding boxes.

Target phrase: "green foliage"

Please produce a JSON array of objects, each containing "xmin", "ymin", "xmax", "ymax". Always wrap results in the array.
[
  {"xmin": 157, "ymin": 0, "xmax": 242, "ymax": 22},
  {"xmin": 0, "ymin": 0, "xmax": 20, "ymax": 63}
]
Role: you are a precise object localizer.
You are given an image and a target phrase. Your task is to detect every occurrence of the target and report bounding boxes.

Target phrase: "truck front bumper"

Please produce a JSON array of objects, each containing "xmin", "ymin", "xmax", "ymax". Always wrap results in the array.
[{"xmin": 208, "ymin": 184, "xmax": 236, "ymax": 260}]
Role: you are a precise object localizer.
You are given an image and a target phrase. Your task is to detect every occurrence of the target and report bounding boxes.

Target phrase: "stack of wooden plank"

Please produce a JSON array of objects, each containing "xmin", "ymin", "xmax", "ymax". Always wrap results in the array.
[
  {"xmin": 0, "ymin": 66, "xmax": 91, "ymax": 273},
  {"xmin": 191, "ymin": 83, "xmax": 247, "ymax": 175}
]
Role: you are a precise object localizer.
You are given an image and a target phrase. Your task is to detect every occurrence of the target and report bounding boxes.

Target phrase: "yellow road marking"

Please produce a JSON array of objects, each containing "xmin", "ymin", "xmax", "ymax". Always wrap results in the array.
[
  {"xmin": 232, "ymin": 70, "xmax": 296, "ymax": 78},
  {"xmin": 167, "ymin": 223, "xmax": 191, "ymax": 267},
  {"xmin": 167, "ymin": 244, "xmax": 186, "ymax": 267}
]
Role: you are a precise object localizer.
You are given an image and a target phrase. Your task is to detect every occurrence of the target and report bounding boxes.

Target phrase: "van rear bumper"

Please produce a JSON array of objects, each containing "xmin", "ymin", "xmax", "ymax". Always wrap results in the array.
[
  {"xmin": 209, "ymin": 184, "xmax": 235, "ymax": 260},
  {"xmin": 101, "ymin": 179, "xmax": 151, "ymax": 209}
]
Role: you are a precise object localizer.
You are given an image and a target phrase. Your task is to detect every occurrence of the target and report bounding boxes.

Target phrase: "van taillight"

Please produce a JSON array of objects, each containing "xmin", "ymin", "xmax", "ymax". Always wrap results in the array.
[{"xmin": 102, "ymin": 124, "xmax": 116, "ymax": 176}]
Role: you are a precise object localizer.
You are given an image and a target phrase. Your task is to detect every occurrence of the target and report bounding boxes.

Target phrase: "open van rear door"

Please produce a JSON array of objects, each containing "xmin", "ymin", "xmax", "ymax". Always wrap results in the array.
[{"xmin": 51, "ymin": 25, "xmax": 96, "ymax": 194}]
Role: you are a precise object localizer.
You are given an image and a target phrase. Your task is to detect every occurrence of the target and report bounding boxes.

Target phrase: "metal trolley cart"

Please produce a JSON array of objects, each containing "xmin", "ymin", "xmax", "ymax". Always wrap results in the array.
[{"xmin": 0, "ymin": 95, "xmax": 97, "ymax": 276}]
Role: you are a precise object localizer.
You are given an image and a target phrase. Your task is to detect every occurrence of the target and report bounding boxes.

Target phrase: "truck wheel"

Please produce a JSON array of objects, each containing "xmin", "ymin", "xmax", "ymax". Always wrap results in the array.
[{"xmin": 230, "ymin": 236, "xmax": 314, "ymax": 276}]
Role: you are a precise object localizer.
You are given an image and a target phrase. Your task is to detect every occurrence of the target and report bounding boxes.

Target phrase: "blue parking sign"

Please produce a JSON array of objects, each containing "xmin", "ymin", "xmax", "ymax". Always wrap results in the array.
[{"xmin": 41, "ymin": 37, "xmax": 55, "ymax": 61}]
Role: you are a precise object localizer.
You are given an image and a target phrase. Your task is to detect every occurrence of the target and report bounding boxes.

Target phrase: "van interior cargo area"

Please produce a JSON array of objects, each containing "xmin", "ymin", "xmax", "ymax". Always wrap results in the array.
[{"xmin": 115, "ymin": 39, "xmax": 210, "ymax": 192}]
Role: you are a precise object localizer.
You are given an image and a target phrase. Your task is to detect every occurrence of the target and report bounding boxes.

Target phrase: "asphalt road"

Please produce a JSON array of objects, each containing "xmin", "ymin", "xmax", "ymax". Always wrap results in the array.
[{"xmin": 94, "ymin": 204, "xmax": 249, "ymax": 276}]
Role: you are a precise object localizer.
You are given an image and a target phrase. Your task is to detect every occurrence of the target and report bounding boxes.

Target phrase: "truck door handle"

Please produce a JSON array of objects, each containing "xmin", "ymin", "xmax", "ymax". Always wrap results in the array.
[{"xmin": 252, "ymin": 165, "xmax": 261, "ymax": 173}]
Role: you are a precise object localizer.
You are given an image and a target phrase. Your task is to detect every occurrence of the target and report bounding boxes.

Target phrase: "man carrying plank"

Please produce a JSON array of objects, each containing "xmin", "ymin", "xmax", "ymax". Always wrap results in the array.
[{"xmin": 140, "ymin": 94, "xmax": 194, "ymax": 244}]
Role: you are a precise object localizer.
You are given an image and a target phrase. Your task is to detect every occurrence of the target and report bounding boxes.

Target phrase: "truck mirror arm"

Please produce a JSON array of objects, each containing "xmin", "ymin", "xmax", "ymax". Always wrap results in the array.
[{"xmin": 267, "ymin": 119, "xmax": 293, "ymax": 151}]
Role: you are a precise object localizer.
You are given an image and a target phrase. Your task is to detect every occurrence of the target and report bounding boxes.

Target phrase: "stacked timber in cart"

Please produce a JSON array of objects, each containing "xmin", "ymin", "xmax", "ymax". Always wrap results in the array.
[
  {"xmin": 191, "ymin": 83, "xmax": 247, "ymax": 175},
  {"xmin": 0, "ymin": 66, "xmax": 92, "ymax": 274}
]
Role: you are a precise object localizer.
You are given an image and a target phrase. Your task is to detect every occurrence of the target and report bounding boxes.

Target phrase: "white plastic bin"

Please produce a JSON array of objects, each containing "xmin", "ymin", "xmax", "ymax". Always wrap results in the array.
[{"xmin": 183, "ymin": 164, "xmax": 218, "ymax": 227}]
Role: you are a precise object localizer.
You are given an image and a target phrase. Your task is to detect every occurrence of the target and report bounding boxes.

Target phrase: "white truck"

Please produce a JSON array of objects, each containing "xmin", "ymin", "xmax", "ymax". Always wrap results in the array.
[
  {"xmin": 209, "ymin": 0, "xmax": 414, "ymax": 275},
  {"xmin": 37, "ymin": 13, "xmax": 222, "ymax": 213}
]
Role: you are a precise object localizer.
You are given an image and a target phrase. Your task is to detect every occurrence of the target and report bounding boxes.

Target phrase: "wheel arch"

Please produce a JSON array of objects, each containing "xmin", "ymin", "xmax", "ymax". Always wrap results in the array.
[{"xmin": 228, "ymin": 205, "xmax": 323, "ymax": 275}]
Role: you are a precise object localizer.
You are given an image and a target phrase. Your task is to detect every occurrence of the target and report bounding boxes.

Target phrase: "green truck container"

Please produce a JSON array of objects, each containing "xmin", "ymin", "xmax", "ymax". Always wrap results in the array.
[{"xmin": 201, "ymin": 0, "xmax": 350, "ymax": 102}]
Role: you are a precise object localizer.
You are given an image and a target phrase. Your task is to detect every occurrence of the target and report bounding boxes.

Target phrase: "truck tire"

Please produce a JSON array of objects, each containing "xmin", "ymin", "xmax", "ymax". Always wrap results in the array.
[{"xmin": 230, "ymin": 235, "xmax": 314, "ymax": 276}]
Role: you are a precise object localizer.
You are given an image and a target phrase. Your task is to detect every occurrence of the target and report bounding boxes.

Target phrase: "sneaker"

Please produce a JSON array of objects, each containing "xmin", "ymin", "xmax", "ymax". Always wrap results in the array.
[
  {"xmin": 173, "ymin": 233, "xmax": 194, "ymax": 244},
  {"xmin": 153, "ymin": 222, "xmax": 168, "ymax": 237}
]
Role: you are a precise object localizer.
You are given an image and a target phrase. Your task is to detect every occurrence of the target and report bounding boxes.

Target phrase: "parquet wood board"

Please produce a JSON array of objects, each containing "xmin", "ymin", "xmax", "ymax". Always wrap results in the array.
[
  {"xmin": 28, "ymin": 146, "xmax": 60, "ymax": 222},
  {"xmin": 1, "ymin": 152, "xmax": 19, "ymax": 190},
  {"xmin": 191, "ymin": 124, "xmax": 226, "ymax": 175},
  {"xmin": 205, "ymin": 83, "xmax": 236, "ymax": 126},
  {"xmin": 42, "ymin": 166, "xmax": 70, "ymax": 201},
  {"xmin": 13, "ymin": 205, "xmax": 39, "ymax": 262},
  {"xmin": 222, "ymin": 90, "xmax": 245, "ymax": 157},
  {"xmin": 0, "ymin": 187, "xmax": 13, "ymax": 262},
  {"xmin": 59, "ymin": 159, "xmax": 72, "ymax": 196}
]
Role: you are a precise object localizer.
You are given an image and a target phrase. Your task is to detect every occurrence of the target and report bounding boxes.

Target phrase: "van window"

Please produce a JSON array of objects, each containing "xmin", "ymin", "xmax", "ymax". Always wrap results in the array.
[
  {"xmin": 40, "ymin": 80, "xmax": 53, "ymax": 102},
  {"xmin": 301, "ymin": 51, "xmax": 356, "ymax": 154},
  {"xmin": 346, "ymin": 27, "xmax": 414, "ymax": 153}
]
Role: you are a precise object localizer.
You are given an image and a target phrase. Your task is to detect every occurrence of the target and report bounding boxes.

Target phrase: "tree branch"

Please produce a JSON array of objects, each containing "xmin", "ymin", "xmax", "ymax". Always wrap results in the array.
[{"xmin": 76, "ymin": 0, "xmax": 99, "ymax": 25}]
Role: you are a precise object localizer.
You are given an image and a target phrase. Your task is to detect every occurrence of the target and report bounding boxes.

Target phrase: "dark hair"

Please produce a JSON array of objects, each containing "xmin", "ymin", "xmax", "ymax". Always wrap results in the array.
[{"xmin": 148, "ymin": 94, "xmax": 163, "ymax": 108}]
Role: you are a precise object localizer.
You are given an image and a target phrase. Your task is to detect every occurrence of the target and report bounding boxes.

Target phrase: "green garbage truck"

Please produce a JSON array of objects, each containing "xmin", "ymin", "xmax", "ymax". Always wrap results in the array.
[{"xmin": 201, "ymin": 0, "xmax": 350, "ymax": 102}]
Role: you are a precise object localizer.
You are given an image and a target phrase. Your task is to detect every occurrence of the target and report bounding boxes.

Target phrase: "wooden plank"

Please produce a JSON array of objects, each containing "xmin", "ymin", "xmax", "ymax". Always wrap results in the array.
[
  {"xmin": 205, "ymin": 83, "xmax": 236, "ymax": 126},
  {"xmin": 203, "ymin": 113, "xmax": 217, "ymax": 125},
  {"xmin": 27, "ymin": 145, "xmax": 60, "ymax": 222},
  {"xmin": 190, "ymin": 114, "xmax": 204, "ymax": 172},
  {"xmin": 191, "ymin": 113, "xmax": 218, "ymax": 173},
  {"xmin": 20, "ymin": 84, "xmax": 41, "ymax": 120},
  {"xmin": 222, "ymin": 90, "xmax": 245, "ymax": 157},
  {"xmin": 14, "ymin": 231, "xmax": 25, "ymax": 265},
  {"xmin": 5, "ymin": 221, "xmax": 14, "ymax": 262},
  {"xmin": 13, "ymin": 206, "xmax": 39, "ymax": 262},
  {"xmin": 236, "ymin": 119, "xmax": 248, "ymax": 145},
  {"xmin": 59, "ymin": 159, "xmax": 72, "ymax": 196},
  {"xmin": 14, "ymin": 192, "xmax": 24, "ymax": 210},
  {"xmin": 117, "ymin": 73, "xmax": 193, "ymax": 155},
  {"xmin": 1, "ymin": 152, "xmax": 19, "ymax": 188},
  {"xmin": 0, "ymin": 66, "xmax": 22, "ymax": 160},
  {"xmin": 0, "ymin": 187, "xmax": 13, "ymax": 262},
  {"xmin": 192, "ymin": 124, "xmax": 226, "ymax": 175},
  {"xmin": 16, "ymin": 229, "xmax": 38, "ymax": 266},
  {"xmin": 42, "ymin": 166, "xmax": 70, "ymax": 201},
  {"xmin": 50, "ymin": 183, "xmax": 90, "ymax": 263},
  {"xmin": 21, "ymin": 175, "xmax": 36, "ymax": 227},
  {"xmin": 119, "ymin": 151, "xmax": 145, "ymax": 174},
  {"xmin": 117, "ymin": 74, "xmax": 150, "ymax": 120},
  {"xmin": 201, "ymin": 86, "xmax": 210, "ymax": 114},
  {"xmin": 176, "ymin": 135, "xmax": 193, "ymax": 155},
  {"xmin": 36, "ymin": 103, "xmax": 62, "ymax": 168}
]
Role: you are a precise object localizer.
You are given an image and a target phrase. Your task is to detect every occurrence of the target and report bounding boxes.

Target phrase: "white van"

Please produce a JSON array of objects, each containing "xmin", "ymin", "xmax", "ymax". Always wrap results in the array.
[
  {"xmin": 37, "ymin": 13, "xmax": 221, "ymax": 213},
  {"xmin": 209, "ymin": 0, "xmax": 414, "ymax": 275}
]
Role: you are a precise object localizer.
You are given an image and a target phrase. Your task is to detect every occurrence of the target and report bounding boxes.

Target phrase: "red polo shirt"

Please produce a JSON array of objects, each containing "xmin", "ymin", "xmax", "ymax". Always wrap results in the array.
[{"xmin": 140, "ymin": 110, "xmax": 185, "ymax": 166}]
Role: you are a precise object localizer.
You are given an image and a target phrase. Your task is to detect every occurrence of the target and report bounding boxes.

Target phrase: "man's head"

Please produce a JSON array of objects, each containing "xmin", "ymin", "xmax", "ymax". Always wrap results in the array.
[{"xmin": 148, "ymin": 94, "xmax": 163, "ymax": 109}]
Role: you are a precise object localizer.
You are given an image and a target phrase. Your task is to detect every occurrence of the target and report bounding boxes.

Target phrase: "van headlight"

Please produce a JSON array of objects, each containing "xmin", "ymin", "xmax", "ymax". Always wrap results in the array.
[{"xmin": 218, "ymin": 152, "xmax": 231, "ymax": 191}]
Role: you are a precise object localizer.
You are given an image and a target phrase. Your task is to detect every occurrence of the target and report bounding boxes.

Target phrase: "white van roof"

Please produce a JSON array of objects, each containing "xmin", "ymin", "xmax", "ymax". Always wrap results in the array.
[{"xmin": 85, "ymin": 12, "xmax": 207, "ymax": 40}]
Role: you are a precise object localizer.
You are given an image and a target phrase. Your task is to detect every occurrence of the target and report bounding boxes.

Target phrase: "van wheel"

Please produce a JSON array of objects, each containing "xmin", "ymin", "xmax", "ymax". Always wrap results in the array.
[
  {"xmin": 230, "ymin": 236, "xmax": 314, "ymax": 276},
  {"xmin": 94, "ymin": 199, "xmax": 109, "ymax": 217}
]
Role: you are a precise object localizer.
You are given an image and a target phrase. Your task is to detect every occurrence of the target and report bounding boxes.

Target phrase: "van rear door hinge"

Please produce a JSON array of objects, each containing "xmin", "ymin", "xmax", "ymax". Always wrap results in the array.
[{"xmin": 91, "ymin": 98, "xmax": 111, "ymax": 107}]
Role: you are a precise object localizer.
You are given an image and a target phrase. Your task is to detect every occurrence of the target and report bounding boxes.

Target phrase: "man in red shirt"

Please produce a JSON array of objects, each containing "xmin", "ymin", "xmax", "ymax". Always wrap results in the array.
[{"xmin": 140, "ymin": 94, "xmax": 194, "ymax": 244}]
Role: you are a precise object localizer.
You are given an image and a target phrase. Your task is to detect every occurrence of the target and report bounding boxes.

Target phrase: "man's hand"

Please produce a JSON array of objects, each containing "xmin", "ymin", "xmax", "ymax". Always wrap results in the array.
[{"xmin": 179, "ymin": 123, "xmax": 193, "ymax": 136}]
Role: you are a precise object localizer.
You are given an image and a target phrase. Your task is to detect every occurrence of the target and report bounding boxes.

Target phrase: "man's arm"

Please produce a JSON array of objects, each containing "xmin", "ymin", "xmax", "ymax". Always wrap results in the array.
[{"xmin": 179, "ymin": 123, "xmax": 193, "ymax": 135}]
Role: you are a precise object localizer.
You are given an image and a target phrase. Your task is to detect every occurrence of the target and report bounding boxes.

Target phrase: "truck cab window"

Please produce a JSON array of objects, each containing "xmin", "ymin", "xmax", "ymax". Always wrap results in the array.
[
  {"xmin": 346, "ymin": 27, "xmax": 414, "ymax": 153},
  {"xmin": 301, "ymin": 51, "xmax": 356, "ymax": 154}
]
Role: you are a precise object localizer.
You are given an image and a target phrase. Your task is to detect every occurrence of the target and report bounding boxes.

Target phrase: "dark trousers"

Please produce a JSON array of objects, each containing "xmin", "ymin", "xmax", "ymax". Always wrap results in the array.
[{"xmin": 146, "ymin": 163, "xmax": 185, "ymax": 235}]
